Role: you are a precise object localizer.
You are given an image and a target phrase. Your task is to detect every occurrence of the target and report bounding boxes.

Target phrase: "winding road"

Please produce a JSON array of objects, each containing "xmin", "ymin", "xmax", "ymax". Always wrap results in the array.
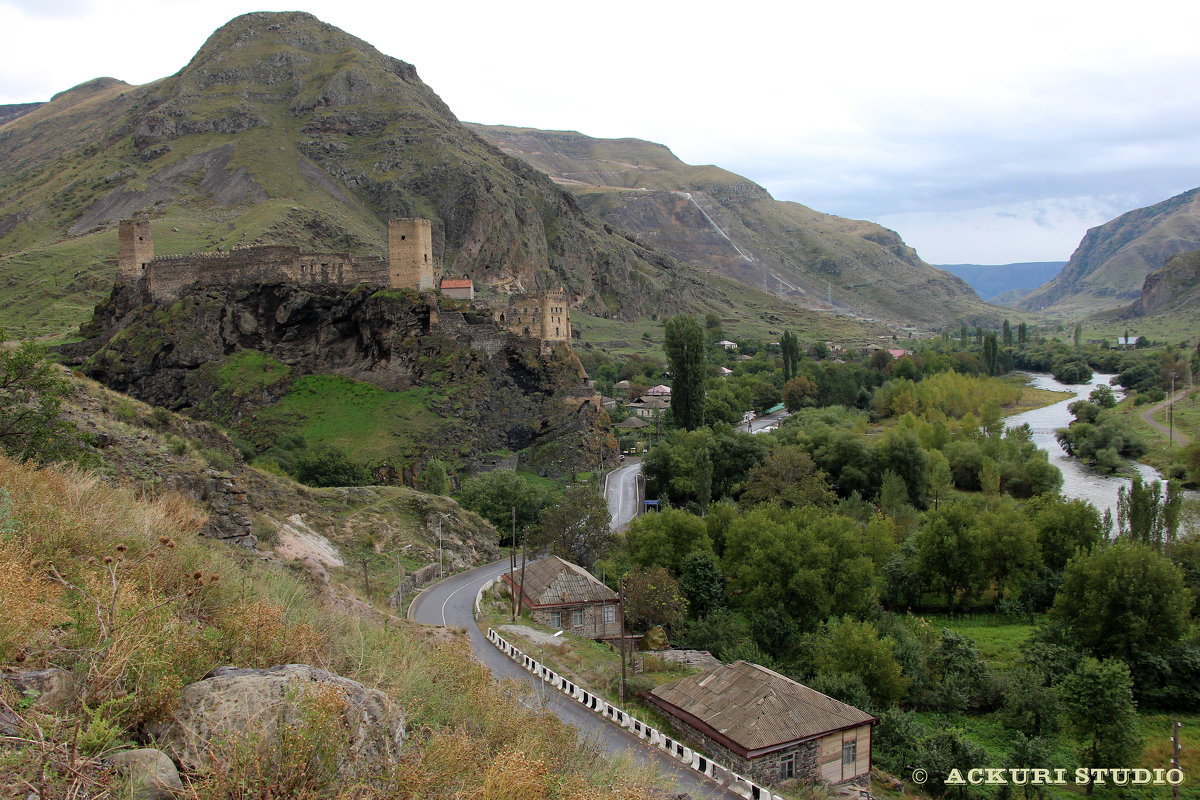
[
  {"xmin": 408, "ymin": 559, "xmax": 737, "ymax": 798},
  {"xmin": 1141, "ymin": 386, "xmax": 1194, "ymax": 447}
]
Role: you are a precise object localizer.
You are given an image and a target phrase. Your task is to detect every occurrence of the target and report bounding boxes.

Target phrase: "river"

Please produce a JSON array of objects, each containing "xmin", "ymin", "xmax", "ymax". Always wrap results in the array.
[{"xmin": 1006, "ymin": 372, "xmax": 1168, "ymax": 523}]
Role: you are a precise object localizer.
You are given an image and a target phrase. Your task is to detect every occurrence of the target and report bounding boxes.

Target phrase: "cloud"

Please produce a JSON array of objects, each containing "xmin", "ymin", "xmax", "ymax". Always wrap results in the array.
[{"xmin": 0, "ymin": 0, "xmax": 92, "ymax": 17}]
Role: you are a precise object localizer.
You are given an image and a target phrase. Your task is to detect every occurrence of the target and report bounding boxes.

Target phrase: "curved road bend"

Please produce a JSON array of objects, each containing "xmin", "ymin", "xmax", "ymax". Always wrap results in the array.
[
  {"xmin": 606, "ymin": 460, "xmax": 643, "ymax": 531},
  {"xmin": 409, "ymin": 559, "xmax": 738, "ymax": 799}
]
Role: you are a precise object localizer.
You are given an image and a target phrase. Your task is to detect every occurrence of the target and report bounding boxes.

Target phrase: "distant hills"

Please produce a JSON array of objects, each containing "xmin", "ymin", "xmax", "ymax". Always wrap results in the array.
[
  {"xmin": 1017, "ymin": 187, "xmax": 1200, "ymax": 315},
  {"xmin": 938, "ymin": 262, "xmax": 1065, "ymax": 304},
  {"xmin": 469, "ymin": 125, "xmax": 998, "ymax": 327}
]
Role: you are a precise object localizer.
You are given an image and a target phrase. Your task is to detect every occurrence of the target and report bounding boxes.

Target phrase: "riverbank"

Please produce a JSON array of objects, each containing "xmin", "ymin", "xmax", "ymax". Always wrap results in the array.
[{"xmin": 1003, "ymin": 373, "xmax": 1074, "ymax": 416}]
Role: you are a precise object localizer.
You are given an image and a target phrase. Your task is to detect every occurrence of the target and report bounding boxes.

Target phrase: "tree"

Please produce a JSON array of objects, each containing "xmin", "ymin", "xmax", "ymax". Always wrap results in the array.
[
  {"xmin": 876, "ymin": 430, "xmax": 929, "ymax": 507},
  {"xmin": 420, "ymin": 459, "xmax": 450, "ymax": 494},
  {"xmin": 1073, "ymin": 323, "xmax": 1082, "ymax": 348},
  {"xmin": 924, "ymin": 630, "xmax": 992, "ymax": 713},
  {"xmin": 811, "ymin": 617, "xmax": 912, "ymax": 708},
  {"xmin": 1002, "ymin": 319, "xmax": 1013, "ymax": 347},
  {"xmin": 1050, "ymin": 542, "xmax": 1192, "ymax": 662},
  {"xmin": 624, "ymin": 507, "xmax": 712, "ymax": 575},
  {"xmin": 982, "ymin": 331, "xmax": 1000, "ymax": 376},
  {"xmin": 663, "ymin": 314, "xmax": 706, "ymax": 430},
  {"xmin": 1025, "ymin": 494, "xmax": 1103, "ymax": 572},
  {"xmin": 1059, "ymin": 658, "xmax": 1140, "ymax": 794},
  {"xmin": 1117, "ymin": 475, "xmax": 1183, "ymax": 548},
  {"xmin": 780, "ymin": 330, "xmax": 801, "ymax": 382},
  {"xmin": 1018, "ymin": 321, "xmax": 1028, "ymax": 347},
  {"xmin": 534, "ymin": 485, "xmax": 614, "ymax": 568},
  {"xmin": 928, "ymin": 451, "xmax": 953, "ymax": 511},
  {"xmin": 456, "ymin": 470, "xmax": 548, "ymax": 543},
  {"xmin": 782, "ymin": 375, "xmax": 817, "ymax": 411},
  {"xmin": 623, "ymin": 565, "xmax": 686, "ymax": 633},
  {"xmin": 738, "ymin": 446, "xmax": 835, "ymax": 510},
  {"xmin": 915, "ymin": 502, "xmax": 984, "ymax": 611},
  {"xmin": 0, "ymin": 335, "xmax": 76, "ymax": 464},
  {"xmin": 294, "ymin": 446, "xmax": 372, "ymax": 487},
  {"xmin": 679, "ymin": 550, "xmax": 725, "ymax": 618}
]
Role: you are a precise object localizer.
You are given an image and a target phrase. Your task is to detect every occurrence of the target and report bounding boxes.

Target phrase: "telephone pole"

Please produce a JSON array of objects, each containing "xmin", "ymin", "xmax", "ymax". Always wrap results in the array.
[{"xmin": 1171, "ymin": 720, "xmax": 1182, "ymax": 800}]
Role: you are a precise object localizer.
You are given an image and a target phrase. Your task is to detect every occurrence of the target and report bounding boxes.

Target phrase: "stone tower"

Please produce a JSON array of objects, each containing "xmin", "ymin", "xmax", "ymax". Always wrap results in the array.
[
  {"xmin": 540, "ymin": 289, "xmax": 571, "ymax": 342},
  {"xmin": 388, "ymin": 218, "xmax": 436, "ymax": 290},
  {"xmin": 117, "ymin": 220, "xmax": 153, "ymax": 282}
]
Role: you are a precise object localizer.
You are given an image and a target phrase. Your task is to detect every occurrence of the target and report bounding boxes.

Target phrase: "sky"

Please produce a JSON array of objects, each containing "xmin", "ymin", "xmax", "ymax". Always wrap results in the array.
[{"xmin": 3, "ymin": 0, "xmax": 1199, "ymax": 265}]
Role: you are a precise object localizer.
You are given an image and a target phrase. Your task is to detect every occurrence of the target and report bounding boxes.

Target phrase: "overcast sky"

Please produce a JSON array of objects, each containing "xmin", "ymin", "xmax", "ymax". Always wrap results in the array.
[{"xmin": 3, "ymin": 0, "xmax": 1199, "ymax": 265}]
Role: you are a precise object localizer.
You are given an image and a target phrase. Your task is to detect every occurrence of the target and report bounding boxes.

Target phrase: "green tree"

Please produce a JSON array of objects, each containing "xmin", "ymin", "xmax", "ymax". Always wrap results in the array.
[
  {"xmin": 1025, "ymin": 494, "xmax": 1103, "ymax": 572},
  {"xmin": 876, "ymin": 430, "xmax": 929, "ymax": 507},
  {"xmin": 1117, "ymin": 475, "xmax": 1183, "ymax": 548},
  {"xmin": 294, "ymin": 446, "xmax": 372, "ymax": 487},
  {"xmin": 679, "ymin": 550, "xmax": 725, "ymax": 618},
  {"xmin": 1018, "ymin": 321, "xmax": 1028, "ymax": 347},
  {"xmin": 928, "ymin": 451, "xmax": 953, "ymax": 511},
  {"xmin": 738, "ymin": 446, "xmax": 835, "ymax": 510},
  {"xmin": 0, "ymin": 335, "xmax": 75, "ymax": 463},
  {"xmin": 811, "ymin": 617, "xmax": 912, "ymax": 708},
  {"xmin": 664, "ymin": 314, "xmax": 706, "ymax": 430},
  {"xmin": 455, "ymin": 469, "xmax": 549, "ymax": 543},
  {"xmin": 1073, "ymin": 323, "xmax": 1082, "ymax": 348},
  {"xmin": 624, "ymin": 507, "xmax": 712, "ymax": 575},
  {"xmin": 1002, "ymin": 319, "xmax": 1013, "ymax": 347},
  {"xmin": 420, "ymin": 459, "xmax": 450, "ymax": 495},
  {"xmin": 959, "ymin": 324, "xmax": 969, "ymax": 349},
  {"xmin": 534, "ymin": 485, "xmax": 614, "ymax": 568},
  {"xmin": 623, "ymin": 565, "xmax": 687, "ymax": 633},
  {"xmin": 924, "ymin": 629, "xmax": 993, "ymax": 713},
  {"xmin": 780, "ymin": 330, "xmax": 801, "ymax": 382},
  {"xmin": 976, "ymin": 501, "xmax": 1042, "ymax": 598},
  {"xmin": 1050, "ymin": 542, "xmax": 1192, "ymax": 662},
  {"xmin": 983, "ymin": 331, "xmax": 1000, "ymax": 376},
  {"xmin": 915, "ymin": 502, "xmax": 984, "ymax": 611},
  {"xmin": 1059, "ymin": 657, "xmax": 1141, "ymax": 794}
]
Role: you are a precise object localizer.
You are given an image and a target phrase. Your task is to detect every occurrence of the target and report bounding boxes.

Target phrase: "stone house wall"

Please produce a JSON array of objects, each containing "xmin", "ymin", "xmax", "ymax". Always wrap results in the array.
[{"xmin": 529, "ymin": 601, "xmax": 620, "ymax": 639}]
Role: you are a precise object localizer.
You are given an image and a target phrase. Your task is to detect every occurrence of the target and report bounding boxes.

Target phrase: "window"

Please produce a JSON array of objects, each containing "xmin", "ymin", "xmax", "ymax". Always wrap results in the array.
[
  {"xmin": 550, "ymin": 611, "xmax": 561, "ymax": 628},
  {"xmin": 603, "ymin": 605, "xmax": 615, "ymax": 624},
  {"xmin": 572, "ymin": 608, "xmax": 584, "ymax": 627},
  {"xmin": 780, "ymin": 752, "xmax": 795, "ymax": 779},
  {"xmin": 842, "ymin": 739, "xmax": 857, "ymax": 766}
]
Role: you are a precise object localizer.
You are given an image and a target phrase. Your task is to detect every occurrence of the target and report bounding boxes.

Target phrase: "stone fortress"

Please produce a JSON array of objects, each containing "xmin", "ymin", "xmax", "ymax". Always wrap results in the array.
[{"xmin": 117, "ymin": 218, "xmax": 571, "ymax": 344}]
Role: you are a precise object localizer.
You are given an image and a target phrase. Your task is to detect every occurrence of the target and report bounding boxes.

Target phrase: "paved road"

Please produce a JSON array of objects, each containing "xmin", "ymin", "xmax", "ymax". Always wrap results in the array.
[
  {"xmin": 1141, "ymin": 386, "xmax": 1194, "ymax": 447},
  {"xmin": 409, "ymin": 560, "xmax": 738, "ymax": 799},
  {"xmin": 745, "ymin": 408, "xmax": 791, "ymax": 434},
  {"xmin": 605, "ymin": 459, "xmax": 642, "ymax": 531}
]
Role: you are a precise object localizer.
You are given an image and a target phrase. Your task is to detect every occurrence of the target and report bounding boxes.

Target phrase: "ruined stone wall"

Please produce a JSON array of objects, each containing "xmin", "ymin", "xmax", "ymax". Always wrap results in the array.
[
  {"xmin": 144, "ymin": 247, "xmax": 391, "ymax": 300},
  {"xmin": 496, "ymin": 290, "xmax": 571, "ymax": 343},
  {"xmin": 118, "ymin": 220, "xmax": 153, "ymax": 282},
  {"xmin": 388, "ymin": 218, "xmax": 437, "ymax": 290}
]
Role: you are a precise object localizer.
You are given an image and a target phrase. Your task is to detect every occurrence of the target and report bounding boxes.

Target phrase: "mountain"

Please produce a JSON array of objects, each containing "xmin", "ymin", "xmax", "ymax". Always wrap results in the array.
[
  {"xmin": 1117, "ymin": 249, "xmax": 1200, "ymax": 319},
  {"xmin": 0, "ymin": 12, "xmax": 756, "ymax": 339},
  {"xmin": 1017, "ymin": 187, "xmax": 1200, "ymax": 315},
  {"xmin": 0, "ymin": 102, "xmax": 42, "ymax": 124},
  {"xmin": 938, "ymin": 262, "xmax": 1065, "ymax": 302},
  {"xmin": 467, "ymin": 125, "xmax": 998, "ymax": 327}
]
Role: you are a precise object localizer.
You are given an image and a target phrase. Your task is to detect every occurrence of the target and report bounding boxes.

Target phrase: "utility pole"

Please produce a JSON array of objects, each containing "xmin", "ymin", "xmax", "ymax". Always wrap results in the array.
[
  {"xmin": 1171, "ymin": 720, "xmax": 1182, "ymax": 800},
  {"xmin": 618, "ymin": 577, "xmax": 627, "ymax": 707},
  {"xmin": 510, "ymin": 505, "xmax": 517, "ymax": 622},
  {"xmin": 1169, "ymin": 374, "xmax": 1175, "ymax": 447},
  {"xmin": 518, "ymin": 526, "xmax": 528, "ymax": 622},
  {"xmin": 359, "ymin": 559, "xmax": 371, "ymax": 597}
]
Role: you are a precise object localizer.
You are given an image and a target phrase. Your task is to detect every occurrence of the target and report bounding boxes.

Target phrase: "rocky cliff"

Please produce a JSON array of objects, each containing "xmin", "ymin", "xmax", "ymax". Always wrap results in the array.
[{"xmin": 65, "ymin": 281, "xmax": 607, "ymax": 476}]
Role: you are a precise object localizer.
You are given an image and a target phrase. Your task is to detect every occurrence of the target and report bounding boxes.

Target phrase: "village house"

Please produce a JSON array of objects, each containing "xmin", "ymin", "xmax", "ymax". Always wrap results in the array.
[
  {"xmin": 644, "ymin": 384, "xmax": 672, "ymax": 397},
  {"xmin": 627, "ymin": 395, "xmax": 670, "ymax": 419},
  {"xmin": 439, "ymin": 277, "xmax": 474, "ymax": 300},
  {"xmin": 503, "ymin": 556, "xmax": 620, "ymax": 639},
  {"xmin": 717, "ymin": 340, "xmax": 738, "ymax": 351},
  {"xmin": 645, "ymin": 661, "xmax": 875, "ymax": 788}
]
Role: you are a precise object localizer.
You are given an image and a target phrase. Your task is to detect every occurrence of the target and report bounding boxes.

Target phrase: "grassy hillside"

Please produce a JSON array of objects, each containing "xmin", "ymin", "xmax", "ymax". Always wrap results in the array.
[
  {"xmin": 470, "ymin": 124, "xmax": 1003, "ymax": 329},
  {"xmin": 0, "ymin": 450, "xmax": 663, "ymax": 797},
  {"xmin": 0, "ymin": 12, "xmax": 757, "ymax": 342}
]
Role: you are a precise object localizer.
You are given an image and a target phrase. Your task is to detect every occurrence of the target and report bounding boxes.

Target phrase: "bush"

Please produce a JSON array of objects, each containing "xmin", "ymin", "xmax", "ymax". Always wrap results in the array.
[{"xmin": 293, "ymin": 446, "xmax": 373, "ymax": 487}]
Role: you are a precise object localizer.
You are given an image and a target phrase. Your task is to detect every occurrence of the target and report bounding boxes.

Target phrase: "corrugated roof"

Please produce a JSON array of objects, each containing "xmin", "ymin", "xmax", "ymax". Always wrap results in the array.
[
  {"xmin": 648, "ymin": 661, "xmax": 874, "ymax": 752},
  {"xmin": 519, "ymin": 555, "xmax": 617, "ymax": 606}
]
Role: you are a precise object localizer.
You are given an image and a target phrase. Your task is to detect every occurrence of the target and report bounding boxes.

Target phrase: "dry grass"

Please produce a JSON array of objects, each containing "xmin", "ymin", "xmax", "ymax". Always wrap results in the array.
[{"xmin": 0, "ymin": 454, "xmax": 665, "ymax": 798}]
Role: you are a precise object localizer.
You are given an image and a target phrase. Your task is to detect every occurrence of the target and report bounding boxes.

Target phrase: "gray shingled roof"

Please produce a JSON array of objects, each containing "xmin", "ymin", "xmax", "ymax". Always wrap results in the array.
[
  {"xmin": 519, "ymin": 555, "xmax": 617, "ymax": 606},
  {"xmin": 648, "ymin": 661, "xmax": 874, "ymax": 752}
]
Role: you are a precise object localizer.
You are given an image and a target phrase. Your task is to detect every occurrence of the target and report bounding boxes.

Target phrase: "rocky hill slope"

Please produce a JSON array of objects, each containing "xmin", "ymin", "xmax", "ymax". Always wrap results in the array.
[
  {"xmin": 0, "ymin": 12, "xmax": 744, "ymax": 339},
  {"xmin": 1112, "ymin": 249, "xmax": 1200, "ymax": 319},
  {"xmin": 468, "ymin": 125, "xmax": 998, "ymax": 327},
  {"xmin": 62, "ymin": 281, "xmax": 608, "ymax": 478},
  {"xmin": 1018, "ymin": 187, "xmax": 1200, "ymax": 315}
]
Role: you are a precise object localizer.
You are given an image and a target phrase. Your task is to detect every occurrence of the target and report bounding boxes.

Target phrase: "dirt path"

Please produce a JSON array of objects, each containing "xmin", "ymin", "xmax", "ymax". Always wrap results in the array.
[{"xmin": 1141, "ymin": 386, "xmax": 1194, "ymax": 447}]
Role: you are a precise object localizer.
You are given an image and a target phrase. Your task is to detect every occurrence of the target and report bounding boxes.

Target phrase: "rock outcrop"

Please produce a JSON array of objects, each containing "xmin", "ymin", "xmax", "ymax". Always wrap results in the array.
[{"xmin": 148, "ymin": 664, "xmax": 405, "ymax": 775}]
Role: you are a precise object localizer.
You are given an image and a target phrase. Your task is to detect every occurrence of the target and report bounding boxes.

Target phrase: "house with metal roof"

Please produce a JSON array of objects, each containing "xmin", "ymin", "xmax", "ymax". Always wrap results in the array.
[
  {"xmin": 502, "ymin": 555, "xmax": 621, "ymax": 639},
  {"xmin": 645, "ymin": 661, "xmax": 875, "ymax": 788}
]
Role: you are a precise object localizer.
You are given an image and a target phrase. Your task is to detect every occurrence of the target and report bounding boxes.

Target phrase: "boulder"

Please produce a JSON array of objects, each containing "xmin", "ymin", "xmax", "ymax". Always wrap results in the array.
[
  {"xmin": 1, "ymin": 668, "xmax": 78, "ymax": 710},
  {"xmin": 103, "ymin": 749, "xmax": 182, "ymax": 800},
  {"xmin": 147, "ymin": 664, "xmax": 404, "ymax": 776}
]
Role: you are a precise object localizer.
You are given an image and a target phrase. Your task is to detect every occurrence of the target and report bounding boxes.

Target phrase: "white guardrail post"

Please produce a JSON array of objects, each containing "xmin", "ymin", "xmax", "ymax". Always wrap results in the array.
[{"xmin": 483, "ymin": 627, "xmax": 784, "ymax": 800}]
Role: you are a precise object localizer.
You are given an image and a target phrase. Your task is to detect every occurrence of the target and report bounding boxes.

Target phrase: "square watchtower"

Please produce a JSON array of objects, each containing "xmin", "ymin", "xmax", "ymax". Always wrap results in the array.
[
  {"xmin": 117, "ymin": 220, "xmax": 153, "ymax": 282},
  {"xmin": 388, "ymin": 218, "xmax": 436, "ymax": 290}
]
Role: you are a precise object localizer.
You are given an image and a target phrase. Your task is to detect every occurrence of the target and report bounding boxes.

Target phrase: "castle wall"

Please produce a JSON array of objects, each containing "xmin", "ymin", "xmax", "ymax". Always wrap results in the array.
[
  {"xmin": 499, "ymin": 290, "xmax": 571, "ymax": 343},
  {"xmin": 144, "ymin": 247, "xmax": 390, "ymax": 300},
  {"xmin": 388, "ymin": 218, "xmax": 437, "ymax": 291},
  {"xmin": 118, "ymin": 220, "xmax": 153, "ymax": 282}
]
